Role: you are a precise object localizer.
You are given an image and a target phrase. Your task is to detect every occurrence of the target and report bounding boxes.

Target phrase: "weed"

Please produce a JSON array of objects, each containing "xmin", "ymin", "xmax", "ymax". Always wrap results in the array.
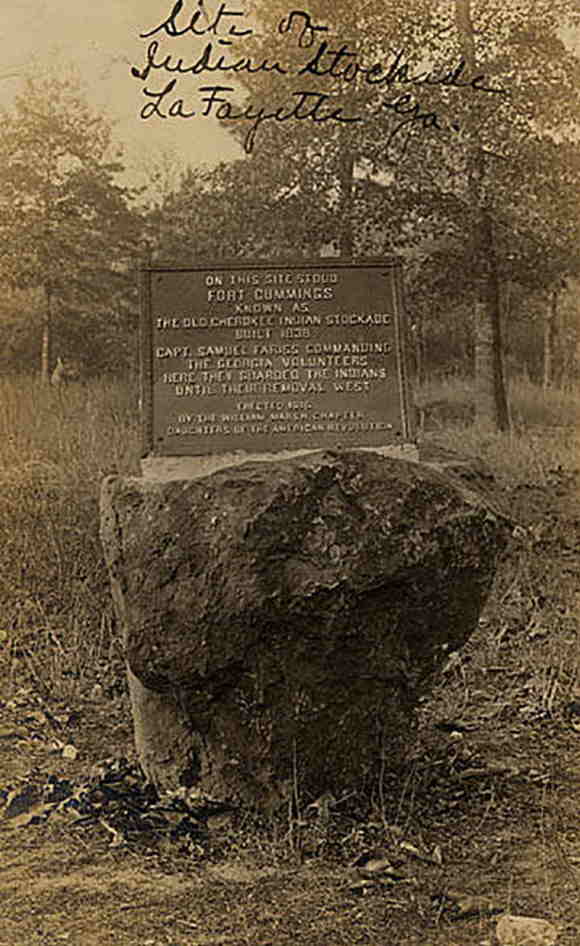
[
  {"xmin": 416, "ymin": 374, "xmax": 579, "ymax": 432},
  {"xmin": 416, "ymin": 375, "xmax": 578, "ymax": 485},
  {"xmin": 0, "ymin": 375, "xmax": 140, "ymax": 697}
]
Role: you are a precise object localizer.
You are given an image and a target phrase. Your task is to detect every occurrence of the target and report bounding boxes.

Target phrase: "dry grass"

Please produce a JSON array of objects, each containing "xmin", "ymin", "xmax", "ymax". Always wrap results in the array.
[
  {"xmin": 415, "ymin": 376, "xmax": 579, "ymax": 720},
  {"xmin": 0, "ymin": 376, "xmax": 140, "ymax": 700},
  {"xmin": 417, "ymin": 374, "xmax": 579, "ymax": 485},
  {"xmin": 417, "ymin": 373, "xmax": 579, "ymax": 431},
  {"xmin": 0, "ymin": 370, "xmax": 578, "ymax": 715},
  {"xmin": 0, "ymin": 373, "xmax": 579, "ymax": 944}
]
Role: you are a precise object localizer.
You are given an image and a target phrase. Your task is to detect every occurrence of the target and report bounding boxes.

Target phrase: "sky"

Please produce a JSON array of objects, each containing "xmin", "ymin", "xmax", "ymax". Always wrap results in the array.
[
  {"xmin": 0, "ymin": 0, "xmax": 244, "ymax": 189},
  {"xmin": 1, "ymin": 1, "xmax": 578, "ymax": 194}
]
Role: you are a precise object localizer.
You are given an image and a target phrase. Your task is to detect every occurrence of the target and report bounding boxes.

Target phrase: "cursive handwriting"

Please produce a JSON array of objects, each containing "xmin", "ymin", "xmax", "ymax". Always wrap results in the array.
[
  {"xmin": 131, "ymin": 5, "xmax": 511, "ymax": 154},
  {"xmin": 140, "ymin": 0, "xmax": 253, "ymax": 39},
  {"xmin": 139, "ymin": 79, "xmax": 362, "ymax": 153},
  {"xmin": 298, "ymin": 35, "xmax": 508, "ymax": 95},
  {"xmin": 132, "ymin": 39, "xmax": 287, "ymax": 82},
  {"xmin": 277, "ymin": 9, "xmax": 328, "ymax": 49},
  {"xmin": 382, "ymin": 95, "xmax": 445, "ymax": 155},
  {"xmin": 296, "ymin": 25, "xmax": 509, "ymax": 152}
]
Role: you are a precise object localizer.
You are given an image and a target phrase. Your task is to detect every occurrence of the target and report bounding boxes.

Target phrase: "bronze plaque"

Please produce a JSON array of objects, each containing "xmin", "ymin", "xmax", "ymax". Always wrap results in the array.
[{"xmin": 141, "ymin": 260, "xmax": 412, "ymax": 456}]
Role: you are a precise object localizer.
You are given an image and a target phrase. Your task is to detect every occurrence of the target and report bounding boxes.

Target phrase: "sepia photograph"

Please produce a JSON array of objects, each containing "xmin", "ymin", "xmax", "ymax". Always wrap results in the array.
[{"xmin": 1, "ymin": 2, "xmax": 579, "ymax": 944}]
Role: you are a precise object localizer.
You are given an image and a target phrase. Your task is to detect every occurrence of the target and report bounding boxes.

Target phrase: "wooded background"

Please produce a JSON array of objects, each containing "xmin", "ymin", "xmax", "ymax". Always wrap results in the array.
[{"xmin": 0, "ymin": 0, "xmax": 578, "ymax": 429}]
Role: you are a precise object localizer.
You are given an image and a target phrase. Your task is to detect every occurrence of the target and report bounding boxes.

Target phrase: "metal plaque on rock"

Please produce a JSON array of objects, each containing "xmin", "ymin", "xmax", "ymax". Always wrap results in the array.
[{"xmin": 141, "ymin": 260, "xmax": 413, "ymax": 457}]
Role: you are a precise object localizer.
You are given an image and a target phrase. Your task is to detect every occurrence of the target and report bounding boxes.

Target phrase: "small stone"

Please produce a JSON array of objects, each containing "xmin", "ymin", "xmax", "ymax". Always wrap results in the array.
[
  {"xmin": 496, "ymin": 914, "xmax": 559, "ymax": 946},
  {"xmin": 62, "ymin": 744, "xmax": 78, "ymax": 761},
  {"xmin": 446, "ymin": 891, "xmax": 500, "ymax": 918},
  {"xmin": 206, "ymin": 811, "xmax": 234, "ymax": 831},
  {"xmin": 3, "ymin": 785, "xmax": 41, "ymax": 819},
  {"xmin": 348, "ymin": 878, "xmax": 376, "ymax": 895},
  {"xmin": 355, "ymin": 855, "xmax": 395, "ymax": 875},
  {"xmin": 431, "ymin": 844, "xmax": 443, "ymax": 865}
]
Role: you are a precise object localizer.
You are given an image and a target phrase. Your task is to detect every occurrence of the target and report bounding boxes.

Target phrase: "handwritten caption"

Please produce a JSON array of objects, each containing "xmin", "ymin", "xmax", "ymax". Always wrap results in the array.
[{"xmin": 131, "ymin": 2, "xmax": 509, "ymax": 154}]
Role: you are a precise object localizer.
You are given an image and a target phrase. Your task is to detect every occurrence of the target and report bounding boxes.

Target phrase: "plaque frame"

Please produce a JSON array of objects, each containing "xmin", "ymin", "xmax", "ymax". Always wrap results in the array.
[{"xmin": 140, "ymin": 258, "xmax": 414, "ymax": 458}]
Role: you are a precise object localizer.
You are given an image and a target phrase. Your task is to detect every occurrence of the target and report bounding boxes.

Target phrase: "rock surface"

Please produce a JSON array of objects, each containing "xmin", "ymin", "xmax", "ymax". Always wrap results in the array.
[
  {"xmin": 496, "ymin": 915, "xmax": 559, "ymax": 946},
  {"xmin": 100, "ymin": 450, "xmax": 511, "ymax": 807}
]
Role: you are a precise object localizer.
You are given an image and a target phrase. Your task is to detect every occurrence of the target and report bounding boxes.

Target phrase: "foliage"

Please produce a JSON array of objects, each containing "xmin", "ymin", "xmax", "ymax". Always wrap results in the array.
[
  {"xmin": 0, "ymin": 375, "xmax": 140, "ymax": 696},
  {"xmin": 148, "ymin": 2, "xmax": 578, "ymax": 259},
  {"xmin": 418, "ymin": 372, "xmax": 579, "ymax": 436},
  {"xmin": 144, "ymin": 0, "xmax": 580, "ymax": 393},
  {"xmin": 0, "ymin": 74, "xmax": 143, "ymax": 376}
]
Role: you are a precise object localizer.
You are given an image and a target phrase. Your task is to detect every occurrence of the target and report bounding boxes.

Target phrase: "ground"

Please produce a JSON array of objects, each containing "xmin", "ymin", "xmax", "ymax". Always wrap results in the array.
[{"xmin": 1, "ymin": 449, "xmax": 579, "ymax": 946}]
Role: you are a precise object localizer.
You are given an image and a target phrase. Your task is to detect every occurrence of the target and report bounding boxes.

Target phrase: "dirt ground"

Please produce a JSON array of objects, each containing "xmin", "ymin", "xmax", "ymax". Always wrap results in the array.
[{"xmin": 1, "ymin": 463, "xmax": 579, "ymax": 946}]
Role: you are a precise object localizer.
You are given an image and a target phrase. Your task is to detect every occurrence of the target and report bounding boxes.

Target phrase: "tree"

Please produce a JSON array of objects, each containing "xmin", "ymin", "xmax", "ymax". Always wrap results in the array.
[
  {"xmin": 0, "ymin": 74, "xmax": 141, "ymax": 379},
  {"xmin": 453, "ymin": 0, "xmax": 509, "ymax": 428},
  {"xmin": 148, "ymin": 0, "xmax": 579, "ymax": 424}
]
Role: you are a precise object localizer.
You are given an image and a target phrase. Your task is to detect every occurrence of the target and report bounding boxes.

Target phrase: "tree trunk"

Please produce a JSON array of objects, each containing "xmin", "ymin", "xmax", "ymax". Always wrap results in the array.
[
  {"xmin": 543, "ymin": 286, "xmax": 559, "ymax": 390},
  {"xmin": 40, "ymin": 284, "xmax": 52, "ymax": 383},
  {"xmin": 474, "ymin": 213, "xmax": 510, "ymax": 429},
  {"xmin": 338, "ymin": 143, "xmax": 355, "ymax": 258},
  {"xmin": 413, "ymin": 310, "xmax": 425, "ymax": 388},
  {"xmin": 455, "ymin": 0, "xmax": 510, "ymax": 431}
]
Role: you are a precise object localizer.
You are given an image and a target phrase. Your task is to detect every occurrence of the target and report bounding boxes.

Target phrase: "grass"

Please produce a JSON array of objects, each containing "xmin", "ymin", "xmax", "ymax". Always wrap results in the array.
[
  {"xmin": 414, "ymin": 375, "xmax": 579, "ymax": 717},
  {"xmin": 0, "ymin": 370, "xmax": 577, "ymax": 707},
  {"xmin": 0, "ymin": 375, "xmax": 140, "ymax": 700},
  {"xmin": 417, "ymin": 374, "xmax": 579, "ymax": 485},
  {"xmin": 0, "ymin": 372, "xmax": 579, "ymax": 944},
  {"xmin": 417, "ymin": 373, "xmax": 580, "ymax": 431}
]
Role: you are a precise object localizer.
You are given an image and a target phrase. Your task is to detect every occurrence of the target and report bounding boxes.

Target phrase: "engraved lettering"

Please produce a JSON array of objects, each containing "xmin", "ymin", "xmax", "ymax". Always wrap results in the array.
[{"xmin": 146, "ymin": 263, "xmax": 408, "ymax": 454}]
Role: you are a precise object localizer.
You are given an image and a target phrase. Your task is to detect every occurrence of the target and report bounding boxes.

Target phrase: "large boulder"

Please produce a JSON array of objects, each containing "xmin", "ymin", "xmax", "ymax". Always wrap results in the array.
[{"xmin": 100, "ymin": 450, "xmax": 510, "ymax": 808}]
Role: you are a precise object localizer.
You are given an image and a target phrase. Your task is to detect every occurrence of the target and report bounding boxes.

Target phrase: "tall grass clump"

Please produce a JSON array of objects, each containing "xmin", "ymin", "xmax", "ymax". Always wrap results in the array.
[
  {"xmin": 416, "ymin": 374, "xmax": 579, "ymax": 484},
  {"xmin": 0, "ymin": 375, "xmax": 141, "ymax": 698},
  {"xmin": 509, "ymin": 374, "xmax": 580, "ymax": 429},
  {"xmin": 416, "ymin": 374, "xmax": 580, "ymax": 719},
  {"xmin": 417, "ymin": 372, "xmax": 579, "ymax": 429}
]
